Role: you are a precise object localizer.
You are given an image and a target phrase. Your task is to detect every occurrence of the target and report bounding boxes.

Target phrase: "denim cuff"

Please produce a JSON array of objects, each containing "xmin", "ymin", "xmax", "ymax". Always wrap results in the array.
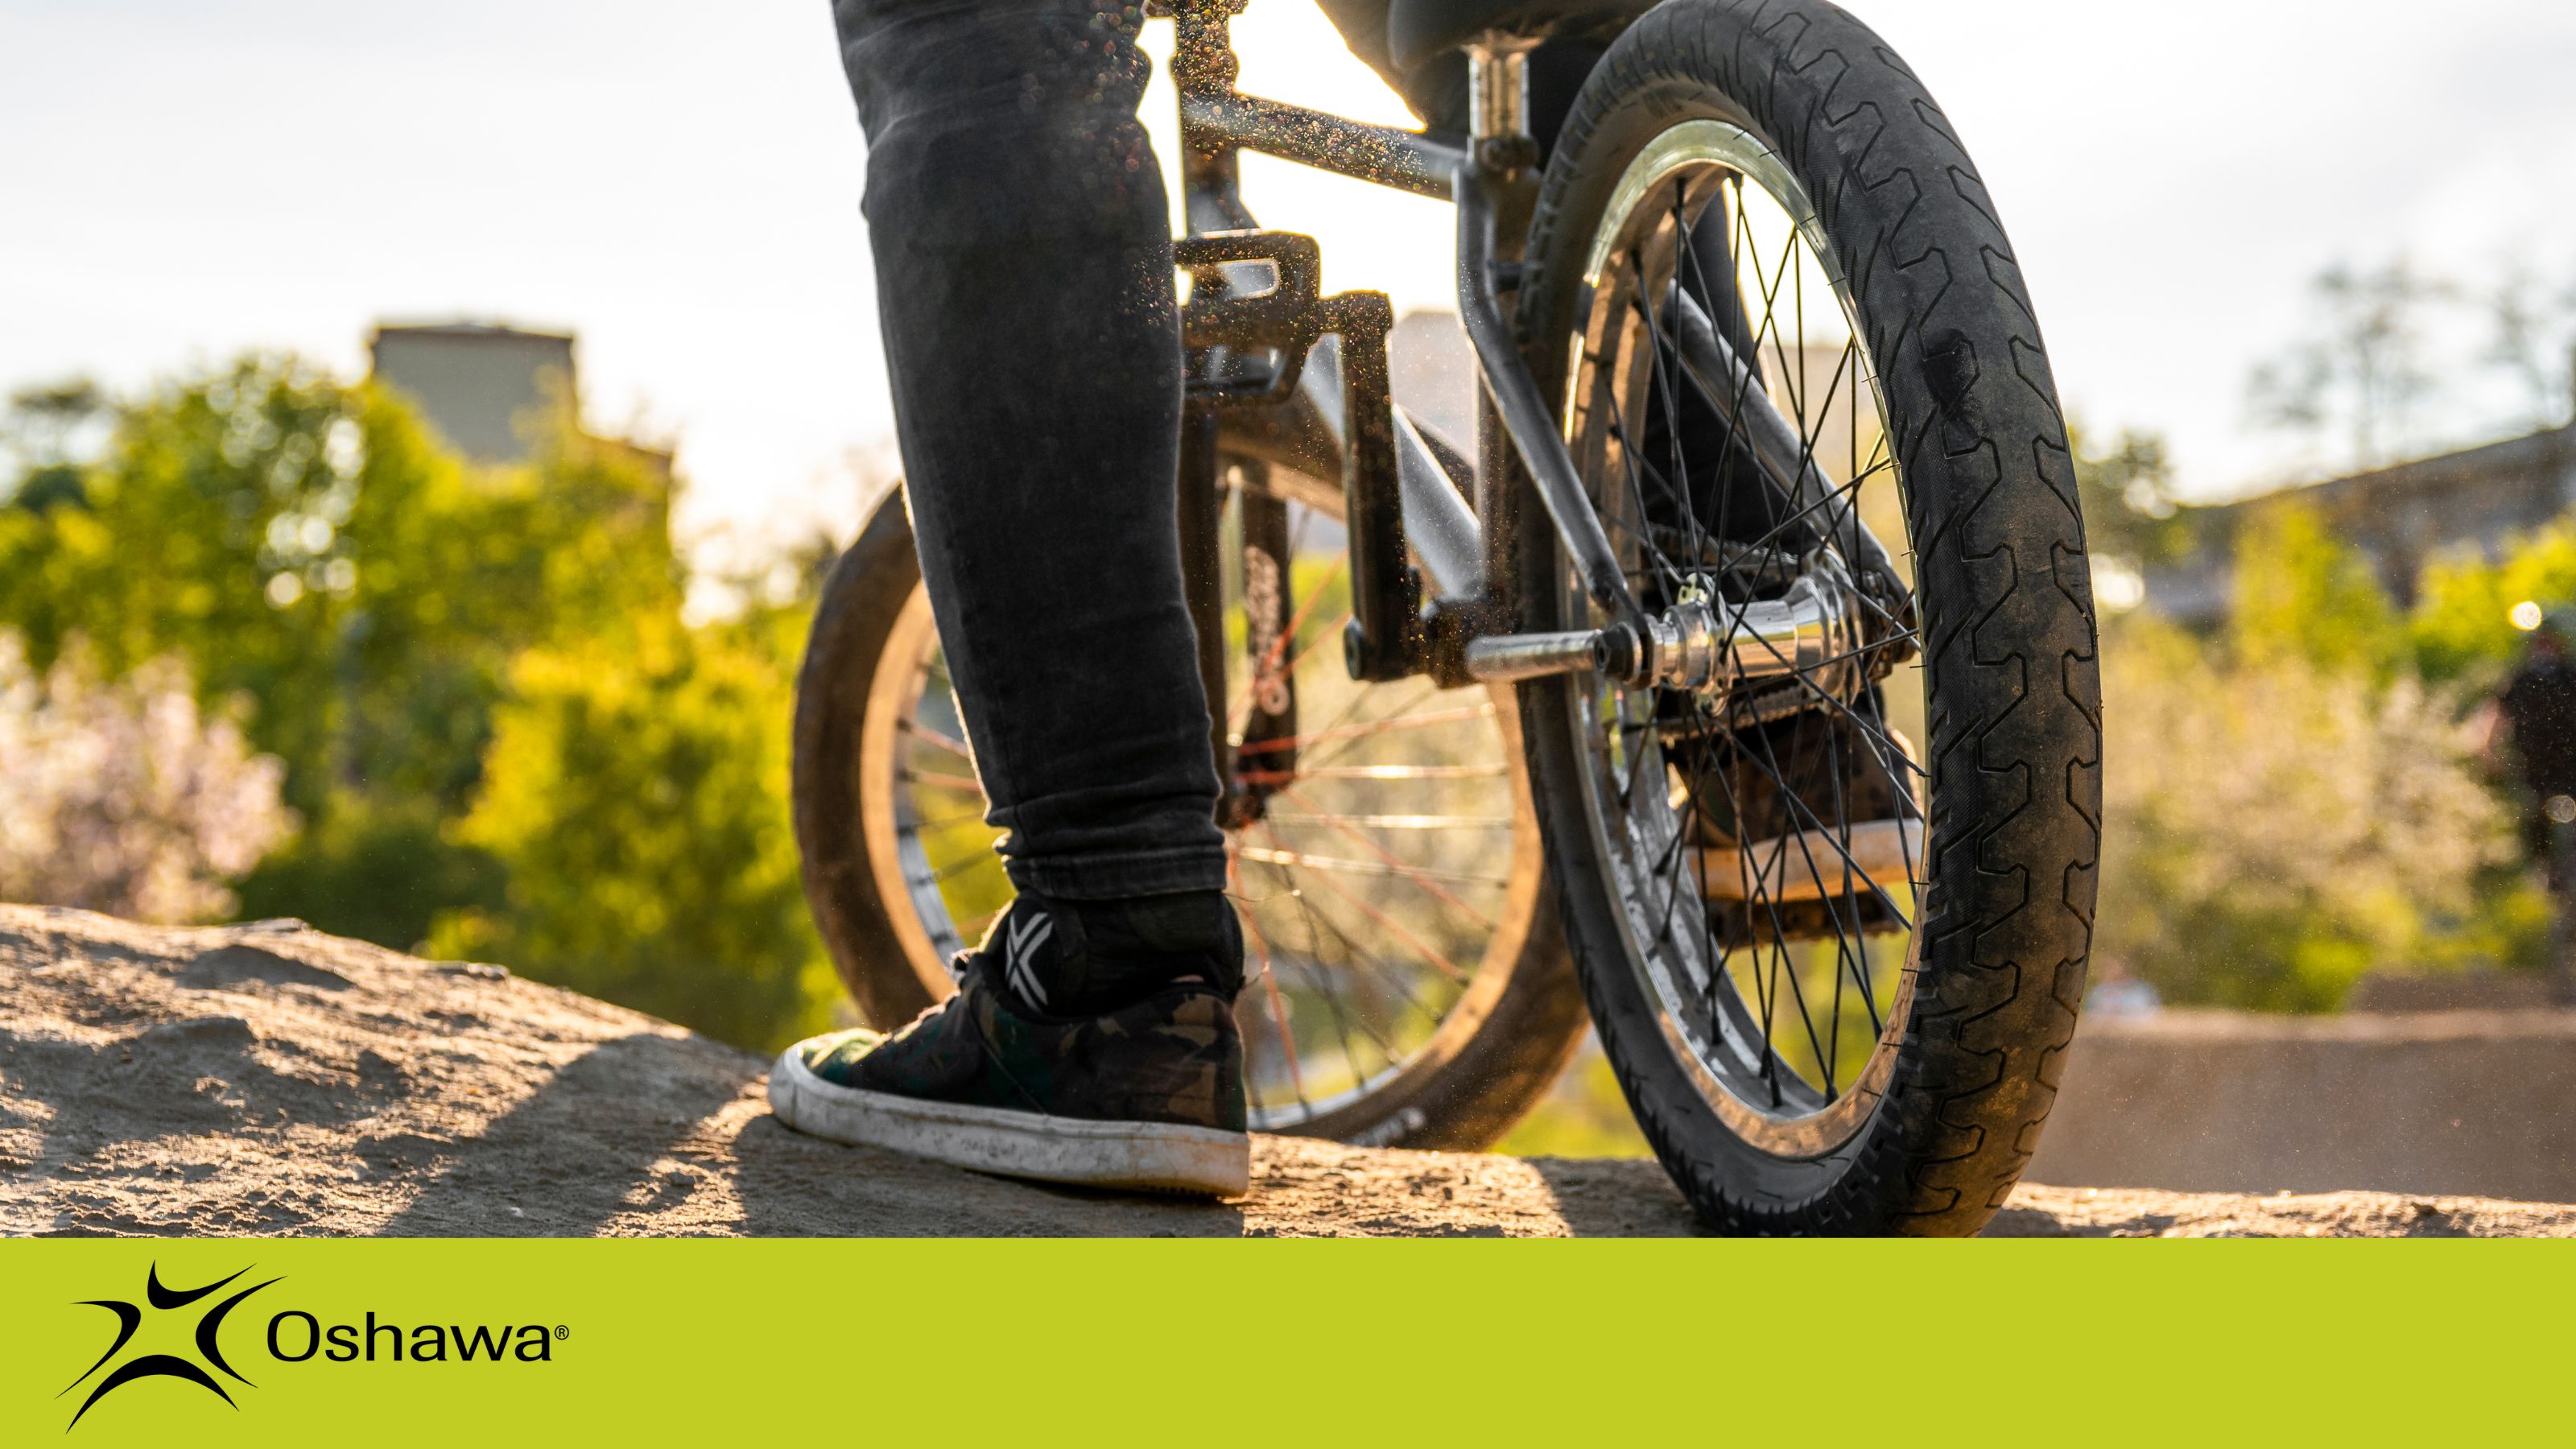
[{"xmin": 1003, "ymin": 844, "xmax": 1229, "ymax": 901}]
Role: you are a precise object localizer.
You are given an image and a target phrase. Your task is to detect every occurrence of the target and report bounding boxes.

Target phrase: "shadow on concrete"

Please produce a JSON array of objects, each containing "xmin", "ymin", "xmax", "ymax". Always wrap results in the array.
[
  {"xmin": 377, "ymin": 1033, "xmax": 745, "ymax": 1237},
  {"xmin": 1520, "ymin": 1156, "xmax": 1702, "ymax": 1236}
]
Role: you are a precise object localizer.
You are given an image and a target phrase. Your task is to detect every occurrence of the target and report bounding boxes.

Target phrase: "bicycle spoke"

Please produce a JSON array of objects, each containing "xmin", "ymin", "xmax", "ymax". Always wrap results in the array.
[
  {"xmin": 1232, "ymin": 701, "xmax": 1493, "ymax": 758},
  {"xmin": 1289, "ymin": 945, "xmax": 1393, "ymax": 1096},
  {"xmin": 930, "ymin": 851, "xmax": 1001, "ymax": 886},
  {"xmin": 1235, "ymin": 880, "xmax": 1309, "ymax": 1106},
  {"xmin": 1261, "ymin": 811, "xmax": 1513, "ymax": 832},
  {"xmin": 1249, "ymin": 838, "xmax": 1455, "ymax": 1022},
  {"xmin": 906, "ymin": 807, "xmax": 992, "ymax": 831},
  {"xmin": 1276, "ymin": 782, "xmax": 1499, "ymax": 930},
  {"xmin": 1248, "ymin": 762, "xmax": 1506, "ymax": 782},
  {"xmin": 1232, "ymin": 844, "xmax": 1509, "ymax": 890},
  {"xmin": 1292, "ymin": 678, "xmax": 1442, "ymax": 774},
  {"xmin": 897, "ymin": 716, "xmax": 974, "ymax": 763},
  {"xmin": 1557, "ymin": 142, "xmax": 1924, "ymax": 1129},
  {"xmin": 1253, "ymin": 825, "xmax": 1468, "ymax": 986}
]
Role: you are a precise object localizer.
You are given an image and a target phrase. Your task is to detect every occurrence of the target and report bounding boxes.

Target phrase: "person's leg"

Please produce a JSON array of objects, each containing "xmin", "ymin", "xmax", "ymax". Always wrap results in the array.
[
  {"xmin": 774, "ymin": 0, "xmax": 1246, "ymax": 1195},
  {"xmin": 836, "ymin": 0, "xmax": 1226, "ymax": 902}
]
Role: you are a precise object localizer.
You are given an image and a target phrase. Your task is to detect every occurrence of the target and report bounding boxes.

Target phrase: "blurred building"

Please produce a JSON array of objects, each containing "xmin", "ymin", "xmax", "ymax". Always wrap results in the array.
[
  {"xmin": 367, "ymin": 321, "xmax": 670, "ymax": 474},
  {"xmin": 2145, "ymin": 420, "xmax": 2576, "ymax": 623}
]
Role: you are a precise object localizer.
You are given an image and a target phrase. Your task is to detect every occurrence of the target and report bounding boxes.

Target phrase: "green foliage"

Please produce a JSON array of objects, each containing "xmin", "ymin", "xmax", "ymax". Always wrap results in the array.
[
  {"xmin": 0, "ymin": 359, "xmax": 359, "ymax": 787},
  {"xmin": 424, "ymin": 619, "xmax": 836, "ymax": 1051},
  {"xmin": 2070, "ymin": 421, "xmax": 2198, "ymax": 568},
  {"xmin": 0, "ymin": 360, "xmax": 679, "ymax": 944},
  {"xmin": 2095, "ymin": 615, "xmax": 2535, "ymax": 1011},
  {"xmin": 0, "ymin": 354, "xmax": 832, "ymax": 1051},
  {"xmin": 232, "ymin": 795, "xmax": 503, "ymax": 952},
  {"xmin": 2091, "ymin": 485, "xmax": 2574, "ymax": 1012},
  {"xmin": 2227, "ymin": 502, "xmax": 2403, "ymax": 681},
  {"xmin": 2409, "ymin": 519, "xmax": 2576, "ymax": 684}
]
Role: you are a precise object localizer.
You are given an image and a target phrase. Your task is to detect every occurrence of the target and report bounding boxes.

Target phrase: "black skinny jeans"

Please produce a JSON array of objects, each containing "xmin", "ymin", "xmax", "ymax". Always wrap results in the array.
[
  {"xmin": 828, "ymin": 0, "xmax": 1587, "ymax": 900},
  {"xmin": 832, "ymin": 0, "xmax": 1222, "ymax": 900}
]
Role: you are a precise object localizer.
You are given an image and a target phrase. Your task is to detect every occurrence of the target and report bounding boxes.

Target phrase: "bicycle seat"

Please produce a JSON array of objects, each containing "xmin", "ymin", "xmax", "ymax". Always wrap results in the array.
[{"xmin": 1385, "ymin": 0, "xmax": 1657, "ymax": 70}]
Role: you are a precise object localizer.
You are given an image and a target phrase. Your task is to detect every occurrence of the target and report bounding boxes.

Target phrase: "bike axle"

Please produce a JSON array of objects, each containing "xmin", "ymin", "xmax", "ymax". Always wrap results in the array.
[{"xmin": 1462, "ymin": 556, "xmax": 1866, "ymax": 700}]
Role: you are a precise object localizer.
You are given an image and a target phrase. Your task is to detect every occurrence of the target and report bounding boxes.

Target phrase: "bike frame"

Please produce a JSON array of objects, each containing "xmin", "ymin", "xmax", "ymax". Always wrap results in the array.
[{"xmin": 1159, "ymin": 0, "xmax": 1897, "ymax": 819}]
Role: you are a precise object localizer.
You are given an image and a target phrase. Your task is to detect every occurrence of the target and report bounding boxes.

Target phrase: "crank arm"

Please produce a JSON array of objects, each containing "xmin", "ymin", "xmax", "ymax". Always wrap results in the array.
[{"xmin": 1288, "ymin": 337, "xmax": 1485, "ymax": 601}]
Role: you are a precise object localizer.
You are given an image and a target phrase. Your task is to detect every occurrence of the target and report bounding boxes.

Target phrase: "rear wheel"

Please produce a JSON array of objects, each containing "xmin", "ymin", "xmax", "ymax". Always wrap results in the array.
[
  {"xmin": 1515, "ymin": 0, "xmax": 2101, "ymax": 1233},
  {"xmin": 793, "ymin": 479, "xmax": 1587, "ymax": 1150}
]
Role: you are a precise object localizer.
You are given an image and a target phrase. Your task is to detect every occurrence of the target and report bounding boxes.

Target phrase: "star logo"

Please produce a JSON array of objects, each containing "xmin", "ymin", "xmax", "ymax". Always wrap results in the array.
[{"xmin": 59, "ymin": 1263, "xmax": 282, "ymax": 1431}]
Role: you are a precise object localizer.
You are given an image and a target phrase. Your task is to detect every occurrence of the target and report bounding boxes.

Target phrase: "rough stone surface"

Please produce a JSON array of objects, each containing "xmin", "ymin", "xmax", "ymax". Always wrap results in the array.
[{"xmin": 6, "ymin": 906, "xmax": 2572, "ymax": 1238}]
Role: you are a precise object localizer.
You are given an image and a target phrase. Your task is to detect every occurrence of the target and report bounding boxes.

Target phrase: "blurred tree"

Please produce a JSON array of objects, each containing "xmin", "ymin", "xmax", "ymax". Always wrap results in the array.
[
  {"xmin": 0, "ymin": 633, "xmax": 293, "ymax": 923},
  {"xmin": 0, "ymin": 357, "xmax": 681, "ymax": 945},
  {"xmin": 0, "ymin": 379, "xmax": 108, "ymax": 514},
  {"xmin": 2411, "ymin": 521, "xmax": 2576, "ymax": 686},
  {"xmin": 0, "ymin": 353, "xmax": 834, "ymax": 1051},
  {"xmin": 2480, "ymin": 261, "xmax": 2576, "ymax": 435},
  {"xmin": 2071, "ymin": 420, "xmax": 2197, "ymax": 566},
  {"xmin": 2248, "ymin": 258, "xmax": 2452, "ymax": 472},
  {"xmin": 2095, "ymin": 616, "xmax": 2527, "ymax": 1011},
  {"xmin": 2089, "ymin": 504, "xmax": 2562, "ymax": 1013},
  {"xmin": 2228, "ymin": 503, "xmax": 2403, "ymax": 682},
  {"xmin": 423, "ymin": 614, "xmax": 836, "ymax": 1051}
]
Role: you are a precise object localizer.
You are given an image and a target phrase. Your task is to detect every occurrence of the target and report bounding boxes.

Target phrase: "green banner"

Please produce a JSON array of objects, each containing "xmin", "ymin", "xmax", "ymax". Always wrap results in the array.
[{"xmin": 1, "ymin": 1240, "xmax": 2563, "ymax": 1443}]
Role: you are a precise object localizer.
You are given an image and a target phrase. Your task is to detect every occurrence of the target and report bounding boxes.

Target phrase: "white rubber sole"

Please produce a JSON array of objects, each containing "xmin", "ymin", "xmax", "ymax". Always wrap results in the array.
[{"xmin": 766, "ymin": 1047, "xmax": 1252, "ymax": 1199}]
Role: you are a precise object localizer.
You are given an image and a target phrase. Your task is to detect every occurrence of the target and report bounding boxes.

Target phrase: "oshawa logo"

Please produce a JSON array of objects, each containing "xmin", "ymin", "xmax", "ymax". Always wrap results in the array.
[{"xmin": 59, "ymin": 1262, "xmax": 562, "ymax": 1431}]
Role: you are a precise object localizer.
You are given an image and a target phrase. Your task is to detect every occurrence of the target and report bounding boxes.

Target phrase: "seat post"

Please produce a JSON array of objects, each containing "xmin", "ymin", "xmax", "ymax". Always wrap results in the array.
[{"xmin": 1463, "ymin": 35, "xmax": 1540, "ymax": 170}]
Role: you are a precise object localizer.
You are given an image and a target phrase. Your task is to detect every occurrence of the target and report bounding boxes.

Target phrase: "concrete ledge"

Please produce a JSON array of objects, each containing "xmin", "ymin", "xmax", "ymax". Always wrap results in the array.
[
  {"xmin": 2029, "ymin": 1007, "xmax": 2576, "ymax": 1200},
  {"xmin": 13, "ymin": 904, "xmax": 2576, "ymax": 1232}
]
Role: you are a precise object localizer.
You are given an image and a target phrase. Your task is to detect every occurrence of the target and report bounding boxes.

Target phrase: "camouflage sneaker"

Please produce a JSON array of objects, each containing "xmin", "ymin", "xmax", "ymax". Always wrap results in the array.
[{"xmin": 768, "ymin": 891, "xmax": 1249, "ymax": 1197}]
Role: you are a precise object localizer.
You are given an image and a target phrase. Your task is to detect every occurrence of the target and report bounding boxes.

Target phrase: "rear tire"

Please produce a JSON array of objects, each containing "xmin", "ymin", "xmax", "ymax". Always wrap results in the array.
[{"xmin": 792, "ymin": 486, "xmax": 1589, "ymax": 1150}]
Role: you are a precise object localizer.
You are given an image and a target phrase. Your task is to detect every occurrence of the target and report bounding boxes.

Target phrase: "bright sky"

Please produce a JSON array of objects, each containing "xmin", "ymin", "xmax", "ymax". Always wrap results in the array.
[{"xmin": 8, "ymin": 0, "xmax": 2576, "ymax": 558}]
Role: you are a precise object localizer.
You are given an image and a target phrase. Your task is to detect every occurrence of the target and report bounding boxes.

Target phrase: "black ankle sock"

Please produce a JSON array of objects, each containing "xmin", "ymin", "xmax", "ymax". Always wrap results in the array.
[{"xmin": 977, "ymin": 890, "xmax": 1243, "ymax": 1018}]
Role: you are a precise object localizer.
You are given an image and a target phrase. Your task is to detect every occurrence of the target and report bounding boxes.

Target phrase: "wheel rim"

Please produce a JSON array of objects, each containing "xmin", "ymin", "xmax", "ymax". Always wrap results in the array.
[
  {"xmin": 1557, "ymin": 118, "xmax": 1928, "ymax": 1158},
  {"xmin": 858, "ymin": 474, "xmax": 1546, "ymax": 1136}
]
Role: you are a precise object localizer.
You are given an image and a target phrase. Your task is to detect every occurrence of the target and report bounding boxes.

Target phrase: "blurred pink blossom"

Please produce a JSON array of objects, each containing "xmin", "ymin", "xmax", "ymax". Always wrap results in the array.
[{"xmin": 0, "ymin": 633, "xmax": 294, "ymax": 923}]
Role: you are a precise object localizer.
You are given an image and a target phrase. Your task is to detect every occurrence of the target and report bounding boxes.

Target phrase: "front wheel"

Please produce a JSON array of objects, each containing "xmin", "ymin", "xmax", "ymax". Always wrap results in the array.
[{"xmin": 1516, "ymin": 0, "xmax": 2102, "ymax": 1233}]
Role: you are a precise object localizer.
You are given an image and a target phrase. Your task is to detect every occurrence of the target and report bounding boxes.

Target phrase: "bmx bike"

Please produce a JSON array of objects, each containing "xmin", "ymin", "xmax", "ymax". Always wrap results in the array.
[{"xmin": 794, "ymin": 0, "xmax": 2102, "ymax": 1233}]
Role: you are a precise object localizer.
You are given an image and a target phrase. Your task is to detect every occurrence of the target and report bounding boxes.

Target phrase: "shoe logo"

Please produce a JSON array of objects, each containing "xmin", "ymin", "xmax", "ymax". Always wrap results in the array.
[
  {"xmin": 1003, "ymin": 907, "xmax": 1053, "ymax": 1009},
  {"xmin": 60, "ymin": 1262, "xmax": 281, "ymax": 1430}
]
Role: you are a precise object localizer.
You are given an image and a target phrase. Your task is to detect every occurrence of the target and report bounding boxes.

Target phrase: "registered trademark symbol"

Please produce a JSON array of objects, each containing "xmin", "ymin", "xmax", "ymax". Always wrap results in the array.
[{"xmin": 555, "ymin": 1325, "xmax": 569, "ymax": 1340}]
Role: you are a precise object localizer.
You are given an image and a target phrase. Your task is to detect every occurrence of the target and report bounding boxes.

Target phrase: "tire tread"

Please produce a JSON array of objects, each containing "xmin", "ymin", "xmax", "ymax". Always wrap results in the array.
[{"xmin": 1520, "ymin": 0, "xmax": 2100, "ymax": 1234}]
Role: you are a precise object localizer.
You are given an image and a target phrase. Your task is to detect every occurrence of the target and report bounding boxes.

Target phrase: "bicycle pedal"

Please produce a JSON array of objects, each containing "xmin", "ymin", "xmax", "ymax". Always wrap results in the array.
[{"xmin": 1178, "ymin": 231, "xmax": 1319, "ymax": 342}]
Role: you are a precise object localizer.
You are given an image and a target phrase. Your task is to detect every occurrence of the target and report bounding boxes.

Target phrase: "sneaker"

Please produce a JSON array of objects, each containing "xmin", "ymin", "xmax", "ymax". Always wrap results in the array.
[{"xmin": 767, "ymin": 891, "xmax": 1250, "ymax": 1197}]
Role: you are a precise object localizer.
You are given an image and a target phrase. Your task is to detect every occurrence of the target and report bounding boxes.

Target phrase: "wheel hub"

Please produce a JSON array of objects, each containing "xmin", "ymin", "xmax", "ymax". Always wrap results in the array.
[{"xmin": 1641, "ymin": 551, "xmax": 1868, "ymax": 708}]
